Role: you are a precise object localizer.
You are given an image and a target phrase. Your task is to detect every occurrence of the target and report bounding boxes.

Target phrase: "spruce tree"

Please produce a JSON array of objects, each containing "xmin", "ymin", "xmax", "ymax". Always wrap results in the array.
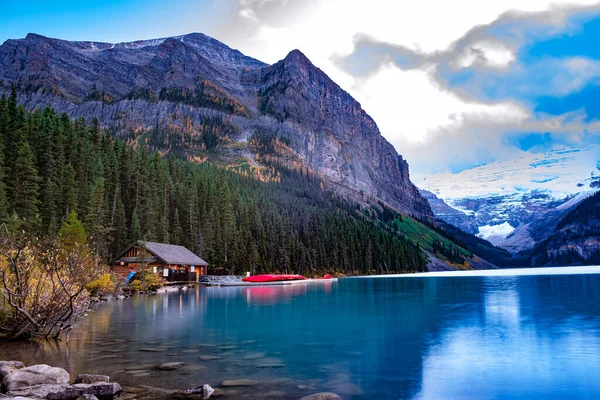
[{"xmin": 10, "ymin": 130, "xmax": 41, "ymax": 227}]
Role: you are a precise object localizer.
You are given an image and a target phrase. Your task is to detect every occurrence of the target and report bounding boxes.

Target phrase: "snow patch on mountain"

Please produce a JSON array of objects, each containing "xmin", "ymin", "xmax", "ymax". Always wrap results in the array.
[
  {"xmin": 418, "ymin": 145, "xmax": 600, "ymax": 252},
  {"xmin": 477, "ymin": 222, "xmax": 515, "ymax": 242},
  {"xmin": 419, "ymin": 145, "xmax": 600, "ymax": 201}
]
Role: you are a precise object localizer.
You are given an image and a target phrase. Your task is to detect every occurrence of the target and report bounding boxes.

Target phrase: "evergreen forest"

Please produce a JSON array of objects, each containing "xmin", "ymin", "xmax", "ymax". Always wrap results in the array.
[{"xmin": 0, "ymin": 91, "xmax": 427, "ymax": 275}]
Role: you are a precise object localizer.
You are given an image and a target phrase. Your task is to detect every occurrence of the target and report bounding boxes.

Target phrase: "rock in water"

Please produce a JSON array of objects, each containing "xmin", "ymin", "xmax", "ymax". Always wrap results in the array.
[
  {"xmin": 157, "ymin": 362, "xmax": 185, "ymax": 370},
  {"xmin": 75, "ymin": 374, "xmax": 110, "ymax": 384},
  {"xmin": 221, "ymin": 379, "xmax": 258, "ymax": 387},
  {"xmin": 3, "ymin": 364, "xmax": 70, "ymax": 391},
  {"xmin": 0, "ymin": 360, "xmax": 25, "ymax": 380},
  {"xmin": 300, "ymin": 393, "xmax": 342, "ymax": 400},
  {"xmin": 46, "ymin": 382, "xmax": 123, "ymax": 399},
  {"xmin": 198, "ymin": 355, "xmax": 221, "ymax": 361},
  {"xmin": 184, "ymin": 384, "xmax": 215, "ymax": 398}
]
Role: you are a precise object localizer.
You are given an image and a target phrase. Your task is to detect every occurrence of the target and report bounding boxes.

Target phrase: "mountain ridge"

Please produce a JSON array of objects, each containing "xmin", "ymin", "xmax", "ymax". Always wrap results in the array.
[
  {"xmin": 0, "ymin": 31, "xmax": 433, "ymax": 218},
  {"xmin": 418, "ymin": 145, "xmax": 600, "ymax": 252}
]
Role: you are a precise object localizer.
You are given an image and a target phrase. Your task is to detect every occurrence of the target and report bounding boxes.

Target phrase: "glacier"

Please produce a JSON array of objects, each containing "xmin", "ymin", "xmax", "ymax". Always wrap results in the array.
[{"xmin": 418, "ymin": 145, "xmax": 600, "ymax": 252}]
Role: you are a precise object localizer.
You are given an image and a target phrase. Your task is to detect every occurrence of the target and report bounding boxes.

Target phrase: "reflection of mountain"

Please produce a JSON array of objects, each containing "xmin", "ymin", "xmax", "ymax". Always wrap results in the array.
[
  {"xmin": 418, "ymin": 146, "xmax": 600, "ymax": 254},
  {"xmin": 415, "ymin": 273, "xmax": 600, "ymax": 399}
]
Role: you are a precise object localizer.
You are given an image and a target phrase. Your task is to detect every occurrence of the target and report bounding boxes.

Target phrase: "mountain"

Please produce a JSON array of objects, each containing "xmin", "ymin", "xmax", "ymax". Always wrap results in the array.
[
  {"xmin": 419, "ymin": 189, "xmax": 478, "ymax": 234},
  {"xmin": 531, "ymin": 191, "xmax": 600, "ymax": 266},
  {"xmin": 0, "ymin": 32, "xmax": 432, "ymax": 218},
  {"xmin": 418, "ymin": 146, "xmax": 600, "ymax": 253},
  {"xmin": 0, "ymin": 97, "xmax": 429, "ymax": 275}
]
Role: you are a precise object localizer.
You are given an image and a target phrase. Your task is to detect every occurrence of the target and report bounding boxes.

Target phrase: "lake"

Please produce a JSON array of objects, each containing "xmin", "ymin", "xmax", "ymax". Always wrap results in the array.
[{"xmin": 2, "ymin": 266, "xmax": 600, "ymax": 399}]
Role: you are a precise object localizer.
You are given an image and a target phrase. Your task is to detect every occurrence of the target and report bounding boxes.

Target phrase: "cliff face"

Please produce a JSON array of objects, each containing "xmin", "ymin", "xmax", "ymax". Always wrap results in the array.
[
  {"xmin": 253, "ymin": 50, "xmax": 431, "ymax": 216},
  {"xmin": 0, "ymin": 33, "xmax": 432, "ymax": 218},
  {"xmin": 531, "ymin": 191, "xmax": 600, "ymax": 266}
]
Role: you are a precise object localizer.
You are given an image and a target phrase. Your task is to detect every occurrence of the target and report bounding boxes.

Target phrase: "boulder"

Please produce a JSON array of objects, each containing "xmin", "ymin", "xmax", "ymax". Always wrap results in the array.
[
  {"xmin": 0, "ymin": 361, "xmax": 25, "ymax": 381},
  {"xmin": 3, "ymin": 364, "xmax": 70, "ymax": 391},
  {"xmin": 184, "ymin": 384, "xmax": 215, "ymax": 398},
  {"xmin": 157, "ymin": 362, "xmax": 185, "ymax": 371},
  {"xmin": 46, "ymin": 382, "xmax": 123, "ymax": 400},
  {"xmin": 7, "ymin": 383, "xmax": 70, "ymax": 399},
  {"xmin": 74, "ymin": 374, "xmax": 109, "ymax": 384},
  {"xmin": 300, "ymin": 393, "xmax": 342, "ymax": 400}
]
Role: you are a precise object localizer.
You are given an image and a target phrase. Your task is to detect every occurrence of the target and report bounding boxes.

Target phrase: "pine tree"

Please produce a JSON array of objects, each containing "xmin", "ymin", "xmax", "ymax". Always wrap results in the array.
[
  {"xmin": 0, "ymin": 107, "xmax": 7, "ymax": 219},
  {"xmin": 9, "ymin": 130, "xmax": 41, "ymax": 226},
  {"xmin": 129, "ymin": 207, "xmax": 142, "ymax": 243}
]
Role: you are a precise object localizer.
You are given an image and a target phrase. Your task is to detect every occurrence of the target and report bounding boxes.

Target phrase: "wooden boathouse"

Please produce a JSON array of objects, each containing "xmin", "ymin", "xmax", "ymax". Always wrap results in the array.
[{"xmin": 111, "ymin": 240, "xmax": 208, "ymax": 282}]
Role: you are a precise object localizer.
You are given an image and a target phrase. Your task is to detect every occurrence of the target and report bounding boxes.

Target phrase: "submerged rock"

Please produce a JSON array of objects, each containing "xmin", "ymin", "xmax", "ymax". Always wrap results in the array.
[
  {"xmin": 138, "ymin": 384, "xmax": 180, "ymax": 395},
  {"xmin": 332, "ymin": 382, "xmax": 364, "ymax": 395},
  {"xmin": 299, "ymin": 393, "xmax": 342, "ymax": 400},
  {"xmin": 198, "ymin": 355, "xmax": 221, "ymax": 361},
  {"xmin": 254, "ymin": 363, "xmax": 285, "ymax": 368},
  {"xmin": 242, "ymin": 352, "xmax": 265, "ymax": 360},
  {"xmin": 157, "ymin": 362, "xmax": 185, "ymax": 370},
  {"xmin": 221, "ymin": 379, "xmax": 258, "ymax": 387}
]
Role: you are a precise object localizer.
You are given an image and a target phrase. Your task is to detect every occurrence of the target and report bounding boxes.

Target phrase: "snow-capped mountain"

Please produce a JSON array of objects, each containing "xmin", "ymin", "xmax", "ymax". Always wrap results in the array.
[{"xmin": 418, "ymin": 146, "xmax": 600, "ymax": 252}]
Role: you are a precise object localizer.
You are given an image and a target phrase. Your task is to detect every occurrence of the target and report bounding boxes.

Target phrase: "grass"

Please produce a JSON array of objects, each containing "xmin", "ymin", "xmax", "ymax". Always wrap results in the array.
[{"xmin": 394, "ymin": 216, "xmax": 472, "ymax": 259}]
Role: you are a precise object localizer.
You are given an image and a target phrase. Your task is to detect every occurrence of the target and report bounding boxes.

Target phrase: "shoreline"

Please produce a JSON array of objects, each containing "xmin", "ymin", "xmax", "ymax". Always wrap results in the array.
[{"xmin": 346, "ymin": 265, "xmax": 600, "ymax": 278}]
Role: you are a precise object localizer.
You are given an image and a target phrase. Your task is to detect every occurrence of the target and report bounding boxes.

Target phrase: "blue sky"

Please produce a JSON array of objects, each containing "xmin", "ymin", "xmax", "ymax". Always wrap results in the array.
[
  {"xmin": 1, "ymin": 0, "xmax": 600, "ymax": 176},
  {"xmin": 0, "ymin": 0, "xmax": 228, "ymax": 44}
]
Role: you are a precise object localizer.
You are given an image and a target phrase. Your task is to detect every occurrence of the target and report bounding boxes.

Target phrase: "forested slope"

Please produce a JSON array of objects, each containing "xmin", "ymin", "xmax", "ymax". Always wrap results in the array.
[{"xmin": 0, "ymin": 92, "xmax": 428, "ymax": 275}]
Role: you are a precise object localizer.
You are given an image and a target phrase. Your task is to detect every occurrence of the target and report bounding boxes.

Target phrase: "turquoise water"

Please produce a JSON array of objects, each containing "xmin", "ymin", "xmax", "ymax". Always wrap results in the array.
[{"xmin": 3, "ymin": 267, "xmax": 600, "ymax": 399}]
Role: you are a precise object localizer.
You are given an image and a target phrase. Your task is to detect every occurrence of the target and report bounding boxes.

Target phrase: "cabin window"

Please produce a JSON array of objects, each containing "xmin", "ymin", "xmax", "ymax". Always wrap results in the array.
[
  {"xmin": 190, "ymin": 266, "xmax": 195, "ymax": 272},
  {"xmin": 152, "ymin": 266, "xmax": 157, "ymax": 273}
]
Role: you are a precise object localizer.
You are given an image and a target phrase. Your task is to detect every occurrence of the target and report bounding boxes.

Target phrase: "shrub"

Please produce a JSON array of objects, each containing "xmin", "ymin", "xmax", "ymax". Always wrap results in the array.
[
  {"xmin": 130, "ymin": 280, "xmax": 143, "ymax": 292},
  {"xmin": 129, "ymin": 270, "xmax": 164, "ymax": 291},
  {"xmin": 85, "ymin": 273, "xmax": 117, "ymax": 296}
]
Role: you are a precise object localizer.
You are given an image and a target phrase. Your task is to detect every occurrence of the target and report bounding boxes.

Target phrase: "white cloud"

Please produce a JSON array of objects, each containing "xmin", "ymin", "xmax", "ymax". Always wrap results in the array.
[
  {"xmin": 454, "ymin": 40, "xmax": 516, "ymax": 69},
  {"xmin": 218, "ymin": 0, "xmax": 600, "ymax": 174},
  {"xmin": 350, "ymin": 63, "xmax": 529, "ymax": 146}
]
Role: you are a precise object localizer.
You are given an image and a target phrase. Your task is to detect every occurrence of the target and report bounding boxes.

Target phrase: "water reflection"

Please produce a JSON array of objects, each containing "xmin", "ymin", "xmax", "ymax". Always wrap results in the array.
[{"xmin": 1, "ymin": 270, "xmax": 600, "ymax": 399}]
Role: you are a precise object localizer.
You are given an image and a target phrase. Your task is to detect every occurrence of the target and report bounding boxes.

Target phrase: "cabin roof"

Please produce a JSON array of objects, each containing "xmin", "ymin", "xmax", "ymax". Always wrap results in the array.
[{"xmin": 114, "ymin": 240, "xmax": 208, "ymax": 266}]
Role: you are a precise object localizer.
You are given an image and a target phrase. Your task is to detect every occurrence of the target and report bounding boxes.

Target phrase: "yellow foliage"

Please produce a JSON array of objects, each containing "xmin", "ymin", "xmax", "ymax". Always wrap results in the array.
[
  {"xmin": 130, "ymin": 280, "xmax": 143, "ymax": 292},
  {"xmin": 85, "ymin": 273, "xmax": 117, "ymax": 296},
  {"xmin": 129, "ymin": 271, "xmax": 164, "ymax": 291}
]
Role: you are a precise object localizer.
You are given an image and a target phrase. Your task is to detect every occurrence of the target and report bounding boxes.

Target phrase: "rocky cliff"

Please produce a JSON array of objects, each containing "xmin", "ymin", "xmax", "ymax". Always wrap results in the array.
[
  {"xmin": 0, "ymin": 33, "xmax": 432, "ymax": 218},
  {"xmin": 531, "ymin": 191, "xmax": 600, "ymax": 266}
]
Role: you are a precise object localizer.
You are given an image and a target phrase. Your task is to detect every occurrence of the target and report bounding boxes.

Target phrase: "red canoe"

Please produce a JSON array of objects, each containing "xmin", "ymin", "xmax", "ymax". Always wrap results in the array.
[{"xmin": 242, "ymin": 274, "xmax": 307, "ymax": 282}]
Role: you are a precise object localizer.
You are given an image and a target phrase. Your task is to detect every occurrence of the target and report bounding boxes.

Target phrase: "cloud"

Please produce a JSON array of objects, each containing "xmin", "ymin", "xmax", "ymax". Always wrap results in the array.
[
  {"xmin": 453, "ymin": 40, "xmax": 516, "ymax": 69},
  {"xmin": 215, "ymin": 0, "xmax": 600, "ymax": 174}
]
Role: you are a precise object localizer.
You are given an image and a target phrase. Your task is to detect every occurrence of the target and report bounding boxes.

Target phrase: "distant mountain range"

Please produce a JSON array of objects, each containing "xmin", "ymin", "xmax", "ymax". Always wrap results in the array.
[
  {"xmin": 0, "ymin": 32, "xmax": 431, "ymax": 218},
  {"xmin": 418, "ymin": 146, "xmax": 600, "ymax": 255},
  {"xmin": 531, "ymin": 190, "xmax": 600, "ymax": 266}
]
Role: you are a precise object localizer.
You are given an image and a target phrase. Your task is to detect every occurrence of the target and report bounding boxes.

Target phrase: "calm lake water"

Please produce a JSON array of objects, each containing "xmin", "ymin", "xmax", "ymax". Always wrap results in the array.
[{"xmin": 2, "ymin": 266, "xmax": 600, "ymax": 399}]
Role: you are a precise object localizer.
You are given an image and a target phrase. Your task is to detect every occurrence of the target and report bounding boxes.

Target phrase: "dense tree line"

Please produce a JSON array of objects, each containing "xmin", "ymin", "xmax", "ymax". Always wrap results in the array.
[{"xmin": 0, "ymin": 90, "xmax": 427, "ymax": 275}]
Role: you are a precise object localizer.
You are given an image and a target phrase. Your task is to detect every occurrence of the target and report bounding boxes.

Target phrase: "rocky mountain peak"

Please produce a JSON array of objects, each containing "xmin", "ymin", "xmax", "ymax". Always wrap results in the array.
[{"xmin": 0, "ymin": 32, "xmax": 433, "ymax": 219}]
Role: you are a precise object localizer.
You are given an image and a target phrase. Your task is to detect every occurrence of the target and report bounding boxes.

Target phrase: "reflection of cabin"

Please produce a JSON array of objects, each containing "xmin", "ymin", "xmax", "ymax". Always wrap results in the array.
[{"xmin": 111, "ymin": 241, "xmax": 208, "ymax": 282}]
